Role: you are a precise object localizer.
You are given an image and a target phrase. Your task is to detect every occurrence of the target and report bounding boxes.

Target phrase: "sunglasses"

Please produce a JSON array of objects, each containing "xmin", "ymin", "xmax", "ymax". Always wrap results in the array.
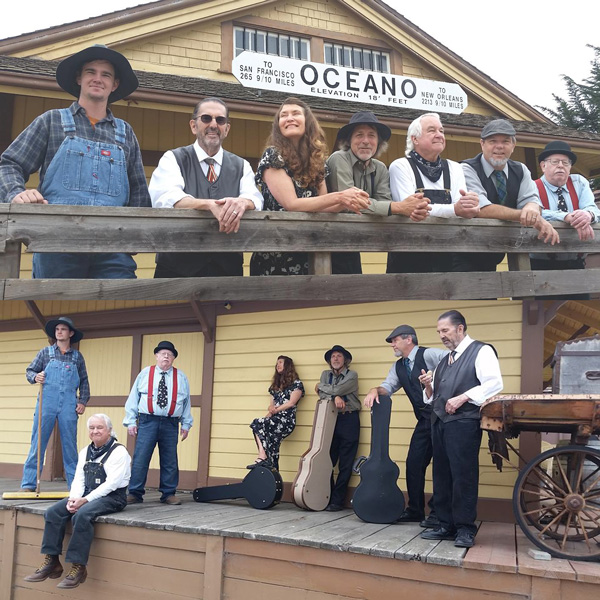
[{"xmin": 197, "ymin": 114, "xmax": 227, "ymax": 125}]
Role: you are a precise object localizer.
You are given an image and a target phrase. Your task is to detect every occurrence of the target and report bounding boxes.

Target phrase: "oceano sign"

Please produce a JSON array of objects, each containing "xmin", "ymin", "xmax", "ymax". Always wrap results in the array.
[{"xmin": 232, "ymin": 52, "xmax": 468, "ymax": 114}]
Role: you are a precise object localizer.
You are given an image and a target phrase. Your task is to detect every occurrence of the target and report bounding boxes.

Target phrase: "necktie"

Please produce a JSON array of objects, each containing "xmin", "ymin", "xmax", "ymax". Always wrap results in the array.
[
  {"xmin": 157, "ymin": 371, "xmax": 168, "ymax": 409},
  {"xmin": 493, "ymin": 171, "xmax": 507, "ymax": 204},
  {"xmin": 205, "ymin": 158, "xmax": 218, "ymax": 183},
  {"xmin": 449, "ymin": 351, "xmax": 457, "ymax": 365},
  {"xmin": 405, "ymin": 358, "xmax": 412, "ymax": 376},
  {"xmin": 556, "ymin": 187, "xmax": 569, "ymax": 212}
]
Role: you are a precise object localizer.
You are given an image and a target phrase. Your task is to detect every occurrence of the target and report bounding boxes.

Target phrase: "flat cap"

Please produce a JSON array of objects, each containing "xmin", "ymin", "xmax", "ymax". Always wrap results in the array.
[
  {"xmin": 385, "ymin": 325, "xmax": 416, "ymax": 343},
  {"xmin": 481, "ymin": 119, "xmax": 516, "ymax": 139}
]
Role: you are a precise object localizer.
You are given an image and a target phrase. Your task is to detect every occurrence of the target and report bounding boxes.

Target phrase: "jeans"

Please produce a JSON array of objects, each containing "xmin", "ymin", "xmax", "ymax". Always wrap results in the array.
[
  {"xmin": 128, "ymin": 414, "xmax": 179, "ymax": 502},
  {"xmin": 33, "ymin": 252, "xmax": 137, "ymax": 279}
]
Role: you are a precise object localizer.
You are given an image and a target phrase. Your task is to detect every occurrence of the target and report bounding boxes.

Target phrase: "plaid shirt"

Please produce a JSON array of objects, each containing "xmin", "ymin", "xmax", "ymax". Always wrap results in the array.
[
  {"xmin": 0, "ymin": 102, "xmax": 150, "ymax": 206},
  {"xmin": 26, "ymin": 343, "xmax": 90, "ymax": 404}
]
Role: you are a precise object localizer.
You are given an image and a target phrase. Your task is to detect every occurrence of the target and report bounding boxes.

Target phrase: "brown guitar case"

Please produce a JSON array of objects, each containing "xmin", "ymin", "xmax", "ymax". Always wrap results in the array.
[{"xmin": 292, "ymin": 395, "xmax": 338, "ymax": 510}]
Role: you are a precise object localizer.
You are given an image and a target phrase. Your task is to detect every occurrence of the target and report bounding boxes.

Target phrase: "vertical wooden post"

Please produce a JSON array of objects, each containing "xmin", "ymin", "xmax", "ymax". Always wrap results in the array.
[
  {"xmin": 309, "ymin": 252, "xmax": 332, "ymax": 275},
  {"xmin": 203, "ymin": 536, "xmax": 224, "ymax": 600},
  {"xmin": 0, "ymin": 241, "xmax": 22, "ymax": 279},
  {"xmin": 0, "ymin": 509, "xmax": 17, "ymax": 600},
  {"xmin": 507, "ymin": 253, "xmax": 531, "ymax": 271}
]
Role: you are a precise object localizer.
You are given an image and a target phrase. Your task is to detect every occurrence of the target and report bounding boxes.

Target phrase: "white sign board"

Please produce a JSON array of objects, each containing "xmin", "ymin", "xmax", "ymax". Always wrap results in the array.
[{"xmin": 232, "ymin": 52, "xmax": 468, "ymax": 114}]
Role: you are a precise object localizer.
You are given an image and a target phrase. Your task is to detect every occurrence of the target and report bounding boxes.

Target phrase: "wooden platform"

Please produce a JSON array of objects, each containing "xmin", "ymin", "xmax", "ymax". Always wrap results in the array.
[{"xmin": 1, "ymin": 478, "xmax": 599, "ymax": 599}]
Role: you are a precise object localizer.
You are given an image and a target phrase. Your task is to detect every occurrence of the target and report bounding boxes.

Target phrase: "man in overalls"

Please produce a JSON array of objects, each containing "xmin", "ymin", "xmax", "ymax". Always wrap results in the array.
[
  {"xmin": 387, "ymin": 112, "xmax": 480, "ymax": 273},
  {"xmin": 21, "ymin": 317, "xmax": 89, "ymax": 492},
  {"xmin": 25, "ymin": 414, "xmax": 130, "ymax": 589},
  {"xmin": 0, "ymin": 44, "xmax": 150, "ymax": 278}
]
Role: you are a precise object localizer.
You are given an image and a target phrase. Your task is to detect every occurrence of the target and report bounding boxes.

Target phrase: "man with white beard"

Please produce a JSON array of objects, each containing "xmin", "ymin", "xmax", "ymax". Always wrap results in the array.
[{"xmin": 459, "ymin": 119, "xmax": 559, "ymax": 271}]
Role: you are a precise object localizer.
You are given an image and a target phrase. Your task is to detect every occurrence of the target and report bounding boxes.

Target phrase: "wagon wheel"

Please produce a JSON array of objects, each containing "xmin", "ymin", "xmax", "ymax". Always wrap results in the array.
[{"xmin": 513, "ymin": 445, "xmax": 600, "ymax": 561}]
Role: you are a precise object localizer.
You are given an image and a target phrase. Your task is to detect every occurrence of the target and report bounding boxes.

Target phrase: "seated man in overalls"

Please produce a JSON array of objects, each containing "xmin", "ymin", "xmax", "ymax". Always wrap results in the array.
[
  {"xmin": 0, "ymin": 44, "xmax": 150, "ymax": 278},
  {"xmin": 24, "ymin": 414, "xmax": 130, "ymax": 589}
]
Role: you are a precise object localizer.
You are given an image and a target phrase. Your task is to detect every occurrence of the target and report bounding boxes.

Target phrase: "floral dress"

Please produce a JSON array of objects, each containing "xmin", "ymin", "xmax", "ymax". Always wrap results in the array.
[
  {"xmin": 249, "ymin": 379, "xmax": 305, "ymax": 469},
  {"xmin": 249, "ymin": 147, "xmax": 326, "ymax": 276}
]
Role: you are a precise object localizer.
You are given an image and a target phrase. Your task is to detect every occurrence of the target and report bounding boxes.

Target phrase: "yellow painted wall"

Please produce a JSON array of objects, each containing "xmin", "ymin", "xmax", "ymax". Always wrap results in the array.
[{"xmin": 210, "ymin": 300, "xmax": 522, "ymax": 500}]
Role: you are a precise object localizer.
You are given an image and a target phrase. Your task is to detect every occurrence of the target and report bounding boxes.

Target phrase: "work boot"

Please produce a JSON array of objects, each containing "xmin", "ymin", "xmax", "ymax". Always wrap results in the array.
[
  {"xmin": 57, "ymin": 563, "xmax": 87, "ymax": 589},
  {"xmin": 24, "ymin": 554, "xmax": 63, "ymax": 582}
]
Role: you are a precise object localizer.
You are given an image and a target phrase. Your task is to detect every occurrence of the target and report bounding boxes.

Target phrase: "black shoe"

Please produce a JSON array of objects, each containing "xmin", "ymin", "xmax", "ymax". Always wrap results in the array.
[
  {"xmin": 420, "ymin": 527, "xmax": 456, "ymax": 541},
  {"xmin": 396, "ymin": 510, "xmax": 424, "ymax": 523},
  {"xmin": 454, "ymin": 530, "xmax": 475, "ymax": 548},
  {"xmin": 325, "ymin": 503, "xmax": 343, "ymax": 512},
  {"xmin": 420, "ymin": 514, "xmax": 440, "ymax": 529},
  {"xmin": 126, "ymin": 494, "xmax": 142, "ymax": 504}
]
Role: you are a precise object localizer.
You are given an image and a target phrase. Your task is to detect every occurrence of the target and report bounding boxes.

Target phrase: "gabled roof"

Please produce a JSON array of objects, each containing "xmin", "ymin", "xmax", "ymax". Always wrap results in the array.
[
  {"xmin": 0, "ymin": 0, "xmax": 550, "ymax": 123},
  {"xmin": 1, "ymin": 54, "xmax": 599, "ymax": 147}
]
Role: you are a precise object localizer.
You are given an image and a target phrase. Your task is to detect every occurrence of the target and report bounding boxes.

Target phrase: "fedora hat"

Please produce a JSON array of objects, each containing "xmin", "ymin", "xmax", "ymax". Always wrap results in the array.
[
  {"xmin": 45, "ymin": 316, "xmax": 84, "ymax": 343},
  {"xmin": 56, "ymin": 44, "xmax": 138, "ymax": 104},
  {"xmin": 324, "ymin": 345, "xmax": 352, "ymax": 364},
  {"xmin": 336, "ymin": 111, "xmax": 391, "ymax": 145},
  {"xmin": 154, "ymin": 340, "xmax": 178, "ymax": 358},
  {"xmin": 538, "ymin": 140, "xmax": 577, "ymax": 165}
]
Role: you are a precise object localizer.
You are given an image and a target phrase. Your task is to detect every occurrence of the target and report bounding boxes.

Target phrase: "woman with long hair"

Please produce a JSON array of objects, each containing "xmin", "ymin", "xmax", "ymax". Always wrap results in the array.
[
  {"xmin": 248, "ymin": 355, "xmax": 304, "ymax": 470},
  {"xmin": 250, "ymin": 97, "xmax": 370, "ymax": 276}
]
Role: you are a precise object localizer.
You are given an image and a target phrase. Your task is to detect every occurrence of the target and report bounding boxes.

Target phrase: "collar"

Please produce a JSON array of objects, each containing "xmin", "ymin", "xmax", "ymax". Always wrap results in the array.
[
  {"xmin": 541, "ymin": 174, "xmax": 569, "ymax": 194},
  {"xmin": 153, "ymin": 366, "xmax": 173, "ymax": 375},
  {"xmin": 480, "ymin": 154, "xmax": 508, "ymax": 179},
  {"xmin": 71, "ymin": 101, "xmax": 115, "ymax": 124},
  {"xmin": 330, "ymin": 366, "xmax": 349, "ymax": 378},
  {"xmin": 194, "ymin": 141, "xmax": 223, "ymax": 167},
  {"xmin": 348, "ymin": 149, "xmax": 377, "ymax": 174},
  {"xmin": 52, "ymin": 342, "xmax": 72, "ymax": 354},
  {"xmin": 406, "ymin": 346, "xmax": 419, "ymax": 362},
  {"xmin": 453, "ymin": 335, "xmax": 474, "ymax": 357}
]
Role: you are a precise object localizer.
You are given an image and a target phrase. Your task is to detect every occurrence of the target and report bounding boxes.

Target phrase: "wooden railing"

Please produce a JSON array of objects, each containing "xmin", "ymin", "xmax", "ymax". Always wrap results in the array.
[{"xmin": 0, "ymin": 204, "xmax": 598, "ymax": 300}]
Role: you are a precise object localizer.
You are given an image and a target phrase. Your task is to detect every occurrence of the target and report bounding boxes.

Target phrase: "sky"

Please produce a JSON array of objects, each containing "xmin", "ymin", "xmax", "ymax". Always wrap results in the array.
[{"xmin": 0, "ymin": 0, "xmax": 597, "ymax": 113}]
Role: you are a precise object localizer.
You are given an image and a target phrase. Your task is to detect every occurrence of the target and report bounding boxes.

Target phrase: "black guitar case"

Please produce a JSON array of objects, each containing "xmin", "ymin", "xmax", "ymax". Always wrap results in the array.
[
  {"xmin": 193, "ymin": 466, "xmax": 283, "ymax": 509},
  {"xmin": 352, "ymin": 395, "xmax": 405, "ymax": 523}
]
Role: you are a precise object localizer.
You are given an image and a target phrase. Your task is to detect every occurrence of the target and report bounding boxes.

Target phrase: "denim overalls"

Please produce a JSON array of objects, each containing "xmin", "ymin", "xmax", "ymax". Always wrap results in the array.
[
  {"xmin": 32, "ymin": 108, "xmax": 137, "ymax": 279},
  {"xmin": 21, "ymin": 346, "xmax": 81, "ymax": 488}
]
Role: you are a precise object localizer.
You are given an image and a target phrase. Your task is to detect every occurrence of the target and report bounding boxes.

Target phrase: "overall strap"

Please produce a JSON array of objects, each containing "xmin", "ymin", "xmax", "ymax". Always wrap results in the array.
[
  {"xmin": 59, "ymin": 108, "xmax": 77, "ymax": 135},
  {"xmin": 441, "ymin": 159, "xmax": 451, "ymax": 190},
  {"xmin": 113, "ymin": 117, "xmax": 127, "ymax": 146},
  {"xmin": 407, "ymin": 157, "xmax": 425, "ymax": 189},
  {"xmin": 48, "ymin": 345, "xmax": 56, "ymax": 358}
]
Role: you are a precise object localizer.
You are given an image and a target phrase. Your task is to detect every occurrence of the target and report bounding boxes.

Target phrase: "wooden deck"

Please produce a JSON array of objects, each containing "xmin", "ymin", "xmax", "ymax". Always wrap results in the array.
[{"xmin": 1, "ymin": 478, "xmax": 599, "ymax": 599}]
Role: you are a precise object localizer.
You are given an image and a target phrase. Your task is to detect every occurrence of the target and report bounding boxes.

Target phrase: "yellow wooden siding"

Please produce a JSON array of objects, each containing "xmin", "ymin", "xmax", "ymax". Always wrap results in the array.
[{"xmin": 210, "ymin": 300, "xmax": 522, "ymax": 500}]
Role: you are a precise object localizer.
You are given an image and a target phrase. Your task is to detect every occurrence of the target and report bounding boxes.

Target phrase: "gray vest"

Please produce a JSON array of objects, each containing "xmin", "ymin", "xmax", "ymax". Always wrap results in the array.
[
  {"xmin": 156, "ymin": 146, "xmax": 245, "ymax": 276},
  {"xmin": 431, "ymin": 340, "xmax": 486, "ymax": 423}
]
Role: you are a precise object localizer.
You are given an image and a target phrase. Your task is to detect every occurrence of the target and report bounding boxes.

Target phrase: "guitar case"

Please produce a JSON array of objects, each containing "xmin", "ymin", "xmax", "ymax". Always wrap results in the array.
[
  {"xmin": 193, "ymin": 465, "xmax": 283, "ymax": 509},
  {"xmin": 352, "ymin": 395, "xmax": 405, "ymax": 523},
  {"xmin": 292, "ymin": 396, "xmax": 338, "ymax": 510}
]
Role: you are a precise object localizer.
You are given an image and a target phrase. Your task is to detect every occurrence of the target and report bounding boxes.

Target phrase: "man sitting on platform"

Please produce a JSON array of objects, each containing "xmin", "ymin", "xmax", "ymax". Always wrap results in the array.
[{"xmin": 149, "ymin": 97, "xmax": 263, "ymax": 277}]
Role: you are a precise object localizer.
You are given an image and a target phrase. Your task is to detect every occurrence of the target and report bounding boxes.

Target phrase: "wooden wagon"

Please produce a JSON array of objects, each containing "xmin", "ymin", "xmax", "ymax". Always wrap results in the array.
[{"xmin": 480, "ymin": 394, "xmax": 600, "ymax": 561}]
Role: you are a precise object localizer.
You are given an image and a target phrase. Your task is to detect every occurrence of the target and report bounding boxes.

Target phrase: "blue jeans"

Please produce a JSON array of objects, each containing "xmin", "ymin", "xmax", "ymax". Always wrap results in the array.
[
  {"xmin": 128, "ymin": 414, "xmax": 179, "ymax": 502},
  {"xmin": 42, "ymin": 490, "xmax": 126, "ymax": 564},
  {"xmin": 33, "ymin": 252, "xmax": 137, "ymax": 279}
]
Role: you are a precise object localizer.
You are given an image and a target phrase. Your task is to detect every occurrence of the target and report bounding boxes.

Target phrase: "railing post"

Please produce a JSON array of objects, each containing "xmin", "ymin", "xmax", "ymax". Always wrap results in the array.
[
  {"xmin": 309, "ymin": 251, "xmax": 332, "ymax": 275},
  {"xmin": 508, "ymin": 253, "xmax": 531, "ymax": 271},
  {"xmin": 0, "ymin": 241, "xmax": 22, "ymax": 278}
]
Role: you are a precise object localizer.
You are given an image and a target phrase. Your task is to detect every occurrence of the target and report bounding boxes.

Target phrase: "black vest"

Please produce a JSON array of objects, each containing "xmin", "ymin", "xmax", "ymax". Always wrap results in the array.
[
  {"xmin": 431, "ymin": 340, "xmax": 486, "ymax": 423},
  {"xmin": 461, "ymin": 154, "xmax": 524, "ymax": 209},
  {"xmin": 156, "ymin": 146, "xmax": 245, "ymax": 276},
  {"xmin": 395, "ymin": 346, "xmax": 431, "ymax": 419}
]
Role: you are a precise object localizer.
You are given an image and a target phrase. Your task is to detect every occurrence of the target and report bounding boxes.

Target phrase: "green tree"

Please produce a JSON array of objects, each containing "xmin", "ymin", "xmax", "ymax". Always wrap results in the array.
[{"xmin": 539, "ymin": 44, "xmax": 600, "ymax": 133}]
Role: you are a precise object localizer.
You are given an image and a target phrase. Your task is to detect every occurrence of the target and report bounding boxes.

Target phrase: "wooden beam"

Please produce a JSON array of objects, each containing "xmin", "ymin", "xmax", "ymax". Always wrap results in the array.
[
  {"xmin": 24, "ymin": 300, "xmax": 46, "ymax": 332},
  {"xmin": 0, "ymin": 509, "xmax": 17, "ymax": 599},
  {"xmin": 190, "ymin": 300, "xmax": 214, "ymax": 343}
]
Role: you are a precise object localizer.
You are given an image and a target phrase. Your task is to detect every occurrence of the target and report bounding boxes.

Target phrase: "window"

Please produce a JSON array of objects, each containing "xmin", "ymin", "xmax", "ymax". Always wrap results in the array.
[
  {"xmin": 324, "ymin": 43, "xmax": 390, "ymax": 73},
  {"xmin": 234, "ymin": 26, "xmax": 310, "ymax": 60}
]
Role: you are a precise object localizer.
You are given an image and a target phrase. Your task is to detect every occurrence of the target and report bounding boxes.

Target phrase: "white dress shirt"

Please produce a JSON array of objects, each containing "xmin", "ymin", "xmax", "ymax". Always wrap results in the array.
[
  {"xmin": 149, "ymin": 141, "xmax": 263, "ymax": 209},
  {"xmin": 423, "ymin": 335, "xmax": 503, "ymax": 406},
  {"xmin": 389, "ymin": 156, "xmax": 468, "ymax": 218}
]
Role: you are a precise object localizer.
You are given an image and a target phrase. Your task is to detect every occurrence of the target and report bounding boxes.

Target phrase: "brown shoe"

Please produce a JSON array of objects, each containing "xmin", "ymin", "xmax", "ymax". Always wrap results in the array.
[
  {"xmin": 57, "ymin": 564, "xmax": 87, "ymax": 589},
  {"xmin": 163, "ymin": 495, "xmax": 181, "ymax": 505},
  {"xmin": 24, "ymin": 554, "xmax": 63, "ymax": 582},
  {"xmin": 19, "ymin": 487, "xmax": 36, "ymax": 493},
  {"xmin": 127, "ymin": 494, "xmax": 142, "ymax": 504}
]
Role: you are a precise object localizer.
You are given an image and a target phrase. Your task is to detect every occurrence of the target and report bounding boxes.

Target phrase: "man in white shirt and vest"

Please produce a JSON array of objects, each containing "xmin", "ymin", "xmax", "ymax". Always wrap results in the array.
[
  {"xmin": 149, "ymin": 96, "xmax": 263, "ymax": 277},
  {"xmin": 124, "ymin": 341, "xmax": 192, "ymax": 505}
]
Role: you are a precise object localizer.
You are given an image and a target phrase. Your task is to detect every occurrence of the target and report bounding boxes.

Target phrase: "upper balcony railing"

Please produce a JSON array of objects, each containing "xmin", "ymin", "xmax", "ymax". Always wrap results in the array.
[{"xmin": 0, "ymin": 204, "xmax": 598, "ymax": 300}]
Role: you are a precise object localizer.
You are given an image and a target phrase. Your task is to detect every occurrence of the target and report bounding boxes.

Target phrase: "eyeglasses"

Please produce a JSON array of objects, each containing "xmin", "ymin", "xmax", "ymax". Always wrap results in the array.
[
  {"xmin": 197, "ymin": 114, "xmax": 227, "ymax": 125},
  {"xmin": 545, "ymin": 158, "xmax": 571, "ymax": 167}
]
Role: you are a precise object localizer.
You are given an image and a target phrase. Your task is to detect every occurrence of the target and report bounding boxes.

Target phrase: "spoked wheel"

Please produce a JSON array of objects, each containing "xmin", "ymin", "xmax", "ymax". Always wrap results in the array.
[{"xmin": 513, "ymin": 445, "xmax": 600, "ymax": 561}]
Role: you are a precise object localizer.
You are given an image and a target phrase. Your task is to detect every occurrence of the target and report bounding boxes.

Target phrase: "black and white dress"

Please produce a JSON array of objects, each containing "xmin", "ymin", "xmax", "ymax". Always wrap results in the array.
[{"xmin": 249, "ymin": 379, "xmax": 305, "ymax": 469}]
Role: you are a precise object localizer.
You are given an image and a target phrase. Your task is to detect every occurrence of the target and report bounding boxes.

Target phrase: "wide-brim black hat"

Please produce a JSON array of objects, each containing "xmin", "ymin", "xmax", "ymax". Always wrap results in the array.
[
  {"xmin": 45, "ymin": 316, "xmax": 84, "ymax": 343},
  {"xmin": 154, "ymin": 340, "xmax": 178, "ymax": 358},
  {"xmin": 538, "ymin": 140, "xmax": 577, "ymax": 166},
  {"xmin": 324, "ymin": 345, "xmax": 352, "ymax": 364},
  {"xmin": 336, "ymin": 111, "xmax": 391, "ymax": 145},
  {"xmin": 56, "ymin": 45, "xmax": 138, "ymax": 104}
]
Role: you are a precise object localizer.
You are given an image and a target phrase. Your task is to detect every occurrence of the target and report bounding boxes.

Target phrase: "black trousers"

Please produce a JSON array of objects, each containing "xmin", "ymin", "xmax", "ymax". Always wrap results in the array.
[
  {"xmin": 451, "ymin": 252, "xmax": 505, "ymax": 272},
  {"xmin": 41, "ymin": 490, "xmax": 126, "ymax": 565},
  {"xmin": 432, "ymin": 418, "xmax": 482, "ymax": 535},
  {"xmin": 329, "ymin": 411, "xmax": 360, "ymax": 506},
  {"xmin": 405, "ymin": 415, "xmax": 435, "ymax": 517},
  {"xmin": 331, "ymin": 252, "xmax": 362, "ymax": 274},
  {"xmin": 154, "ymin": 253, "xmax": 243, "ymax": 277},
  {"xmin": 386, "ymin": 252, "xmax": 453, "ymax": 273}
]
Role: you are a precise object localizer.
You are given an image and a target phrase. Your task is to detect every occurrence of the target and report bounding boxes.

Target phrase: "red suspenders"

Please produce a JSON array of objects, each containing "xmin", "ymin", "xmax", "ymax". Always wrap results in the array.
[
  {"xmin": 147, "ymin": 365, "xmax": 179, "ymax": 416},
  {"xmin": 535, "ymin": 177, "xmax": 579, "ymax": 210}
]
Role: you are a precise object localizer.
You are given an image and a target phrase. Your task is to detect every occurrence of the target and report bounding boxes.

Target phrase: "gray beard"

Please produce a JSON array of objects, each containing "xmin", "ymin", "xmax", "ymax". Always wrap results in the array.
[{"xmin": 488, "ymin": 157, "xmax": 508, "ymax": 169}]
